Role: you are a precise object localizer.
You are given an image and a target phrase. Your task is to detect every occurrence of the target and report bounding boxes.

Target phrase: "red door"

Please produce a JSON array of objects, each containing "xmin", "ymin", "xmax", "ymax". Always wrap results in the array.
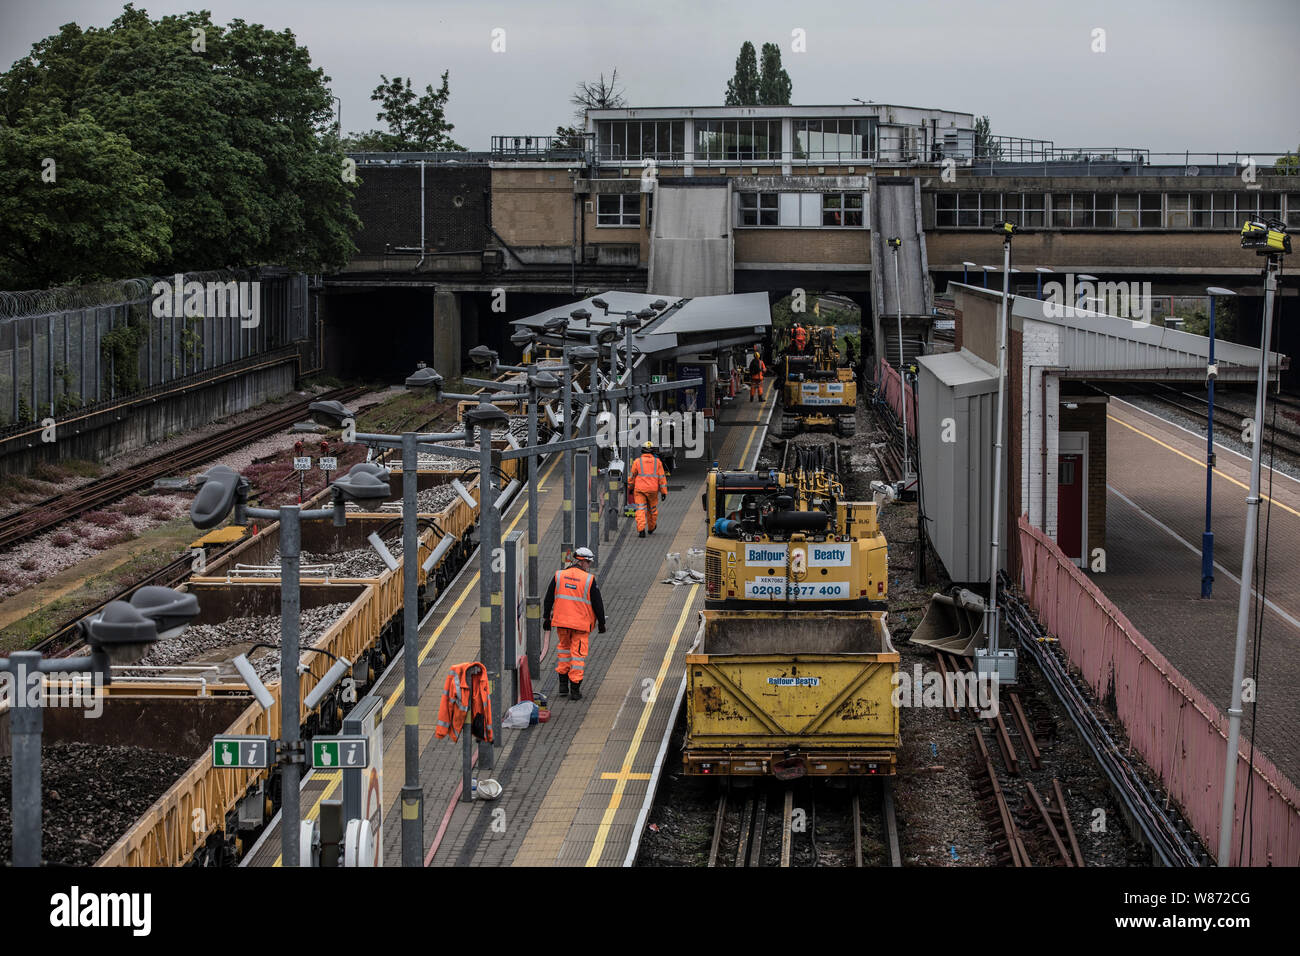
[{"xmin": 1057, "ymin": 453, "xmax": 1084, "ymax": 561}]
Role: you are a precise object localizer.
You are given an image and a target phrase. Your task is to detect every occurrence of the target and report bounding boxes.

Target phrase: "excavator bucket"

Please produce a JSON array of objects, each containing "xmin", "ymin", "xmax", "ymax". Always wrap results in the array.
[{"xmin": 909, "ymin": 589, "xmax": 986, "ymax": 657}]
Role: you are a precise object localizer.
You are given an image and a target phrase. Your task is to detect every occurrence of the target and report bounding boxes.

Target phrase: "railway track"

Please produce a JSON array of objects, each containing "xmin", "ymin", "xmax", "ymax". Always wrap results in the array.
[
  {"xmin": 999, "ymin": 575, "xmax": 1205, "ymax": 866},
  {"xmin": 1115, "ymin": 383, "xmax": 1300, "ymax": 460},
  {"xmin": 707, "ymin": 779, "xmax": 900, "ymax": 868},
  {"xmin": 778, "ymin": 436, "xmax": 842, "ymax": 476},
  {"xmin": 0, "ymin": 386, "xmax": 368, "ymax": 552}
]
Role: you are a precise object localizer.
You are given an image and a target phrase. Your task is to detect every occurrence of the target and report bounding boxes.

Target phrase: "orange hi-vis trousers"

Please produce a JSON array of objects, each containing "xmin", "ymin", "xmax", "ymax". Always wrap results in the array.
[
  {"xmin": 631, "ymin": 490, "xmax": 658, "ymax": 532},
  {"xmin": 555, "ymin": 627, "xmax": 589, "ymax": 684}
]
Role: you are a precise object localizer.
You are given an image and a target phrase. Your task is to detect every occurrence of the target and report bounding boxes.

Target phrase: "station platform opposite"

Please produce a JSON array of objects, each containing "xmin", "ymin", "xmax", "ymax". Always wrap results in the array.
[
  {"xmin": 1095, "ymin": 397, "xmax": 1300, "ymax": 788},
  {"xmin": 242, "ymin": 381, "xmax": 776, "ymax": 867}
]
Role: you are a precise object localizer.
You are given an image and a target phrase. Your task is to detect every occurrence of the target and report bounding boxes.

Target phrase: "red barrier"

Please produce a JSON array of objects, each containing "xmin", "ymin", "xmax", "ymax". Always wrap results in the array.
[
  {"xmin": 1018, "ymin": 515, "xmax": 1300, "ymax": 866},
  {"xmin": 876, "ymin": 359, "xmax": 916, "ymax": 441}
]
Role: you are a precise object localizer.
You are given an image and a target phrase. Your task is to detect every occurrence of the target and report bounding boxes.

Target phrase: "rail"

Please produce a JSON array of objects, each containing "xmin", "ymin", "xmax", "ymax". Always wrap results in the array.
[{"xmin": 1013, "ymin": 520, "xmax": 1300, "ymax": 866}]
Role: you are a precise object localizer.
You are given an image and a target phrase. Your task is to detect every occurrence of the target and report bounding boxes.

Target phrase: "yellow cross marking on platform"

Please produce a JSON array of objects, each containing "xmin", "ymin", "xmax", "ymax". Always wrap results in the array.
[{"xmin": 584, "ymin": 584, "xmax": 699, "ymax": 867}]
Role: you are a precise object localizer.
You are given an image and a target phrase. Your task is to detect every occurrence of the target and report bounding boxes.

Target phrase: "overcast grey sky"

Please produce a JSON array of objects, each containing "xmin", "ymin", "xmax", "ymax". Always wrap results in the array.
[{"xmin": 2, "ymin": 0, "xmax": 1297, "ymax": 153}]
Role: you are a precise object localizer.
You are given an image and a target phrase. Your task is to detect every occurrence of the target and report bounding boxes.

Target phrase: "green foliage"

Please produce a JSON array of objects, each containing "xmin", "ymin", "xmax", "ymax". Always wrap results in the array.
[
  {"xmin": 53, "ymin": 362, "xmax": 81, "ymax": 414},
  {"xmin": 974, "ymin": 116, "xmax": 1001, "ymax": 160},
  {"xmin": 0, "ymin": 109, "xmax": 171, "ymax": 288},
  {"xmin": 1275, "ymin": 149, "xmax": 1299, "ymax": 173},
  {"xmin": 725, "ymin": 42, "xmax": 760, "ymax": 106},
  {"xmin": 100, "ymin": 318, "xmax": 145, "ymax": 394},
  {"xmin": 1179, "ymin": 299, "xmax": 1237, "ymax": 341},
  {"xmin": 757, "ymin": 43, "xmax": 792, "ymax": 105},
  {"xmin": 346, "ymin": 72, "xmax": 465, "ymax": 151},
  {"xmin": 16, "ymin": 396, "xmax": 33, "ymax": 425},
  {"xmin": 0, "ymin": 4, "xmax": 361, "ymax": 288}
]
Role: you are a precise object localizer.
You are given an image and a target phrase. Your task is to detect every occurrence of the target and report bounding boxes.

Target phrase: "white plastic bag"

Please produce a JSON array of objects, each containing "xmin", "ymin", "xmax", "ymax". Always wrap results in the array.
[
  {"xmin": 685, "ymin": 548, "xmax": 705, "ymax": 574},
  {"xmin": 665, "ymin": 552, "xmax": 682, "ymax": 575},
  {"xmin": 501, "ymin": 701, "xmax": 534, "ymax": 730}
]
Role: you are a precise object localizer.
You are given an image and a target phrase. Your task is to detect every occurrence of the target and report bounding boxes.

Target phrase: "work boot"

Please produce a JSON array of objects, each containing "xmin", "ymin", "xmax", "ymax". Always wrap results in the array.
[
  {"xmin": 648, "ymin": 526, "xmax": 655, "ymax": 535},
  {"xmin": 638, "ymin": 530, "xmax": 646, "ymax": 538},
  {"xmin": 569, "ymin": 680, "xmax": 582, "ymax": 701},
  {"xmin": 557, "ymin": 673, "xmax": 569, "ymax": 696}
]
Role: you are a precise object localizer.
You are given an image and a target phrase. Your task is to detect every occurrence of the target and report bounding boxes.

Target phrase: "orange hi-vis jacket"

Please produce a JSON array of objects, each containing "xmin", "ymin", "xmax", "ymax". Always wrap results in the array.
[
  {"xmin": 551, "ymin": 566, "xmax": 596, "ymax": 632},
  {"xmin": 435, "ymin": 661, "xmax": 493, "ymax": 743},
  {"xmin": 793, "ymin": 327, "xmax": 808, "ymax": 349},
  {"xmin": 629, "ymin": 452, "xmax": 667, "ymax": 496}
]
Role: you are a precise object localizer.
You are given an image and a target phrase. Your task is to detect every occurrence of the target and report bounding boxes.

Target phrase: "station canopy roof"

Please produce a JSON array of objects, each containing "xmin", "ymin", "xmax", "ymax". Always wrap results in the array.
[{"xmin": 511, "ymin": 291, "xmax": 771, "ymax": 359}]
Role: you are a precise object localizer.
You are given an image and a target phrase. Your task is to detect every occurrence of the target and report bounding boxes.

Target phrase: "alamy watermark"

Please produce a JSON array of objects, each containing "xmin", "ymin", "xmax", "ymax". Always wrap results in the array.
[
  {"xmin": 891, "ymin": 663, "xmax": 999, "ymax": 718},
  {"xmin": 0, "ymin": 664, "xmax": 104, "ymax": 718},
  {"xmin": 1042, "ymin": 274, "xmax": 1153, "ymax": 326},
  {"xmin": 596, "ymin": 407, "xmax": 705, "ymax": 459},
  {"xmin": 151, "ymin": 274, "xmax": 260, "ymax": 328}
]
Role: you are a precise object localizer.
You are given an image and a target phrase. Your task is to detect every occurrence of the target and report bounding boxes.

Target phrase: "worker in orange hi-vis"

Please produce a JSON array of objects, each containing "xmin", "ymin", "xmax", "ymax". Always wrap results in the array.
[
  {"xmin": 627, "ymin": 440, "xmax": 667, "ymax": 538},
  {"xmin": 543, "ymin": 547, "xmax": 606, "ymax": 700},
  {"xmin": 746, "ymin": 345, "xmax": 766, "ymax": 402},
  {"xmin": 793, "ymin": 322, "xmax": 808, "ymax": 353}
]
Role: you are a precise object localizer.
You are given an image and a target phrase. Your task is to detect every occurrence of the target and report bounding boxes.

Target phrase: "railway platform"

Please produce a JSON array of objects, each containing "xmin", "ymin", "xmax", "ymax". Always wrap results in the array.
[
  {"xmin": 243, "ymin": 382, "xmax": 776, "ymax": 866},
  {"xmin": 1094, "ymin": 397, "xmax": 1300, "ymax": 787}
]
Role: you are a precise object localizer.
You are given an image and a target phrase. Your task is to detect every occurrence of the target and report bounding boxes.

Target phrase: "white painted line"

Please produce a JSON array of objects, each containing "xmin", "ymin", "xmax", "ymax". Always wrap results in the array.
[
  {"xmin": 1107, "ymin": 484, "xmax": 1300, "ymax": 633},
  {"xmin": 623, "ymin": 670, "xmax": 689, "ymax": 867},
  {"xmin": 1110, "ymin": 395, "xmax": 1300, "ymax": 488}
]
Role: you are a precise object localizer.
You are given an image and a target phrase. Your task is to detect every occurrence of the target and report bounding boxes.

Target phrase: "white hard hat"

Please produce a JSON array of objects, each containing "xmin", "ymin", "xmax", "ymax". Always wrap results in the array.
[
  {"xmin": 574, "ymin": 547, "xmax": 595, "ymax": 561},
  {"xmin": 476, "ymin": 778, "xmax": 502, "ymax": 800}
]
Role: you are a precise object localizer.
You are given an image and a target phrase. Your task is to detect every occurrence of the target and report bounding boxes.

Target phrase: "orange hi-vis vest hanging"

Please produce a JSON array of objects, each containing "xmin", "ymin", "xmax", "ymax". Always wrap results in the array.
[
  {"xmin": 435, "ymin": 661, "xmax": 493, "ymax": 743},
  {"xmin": 551, "ymin": 566, "xmax": 596, "ymax": 632},
  {"xmin": 629, "ymin": 453, "xmax": 666, "ymax": 495}
]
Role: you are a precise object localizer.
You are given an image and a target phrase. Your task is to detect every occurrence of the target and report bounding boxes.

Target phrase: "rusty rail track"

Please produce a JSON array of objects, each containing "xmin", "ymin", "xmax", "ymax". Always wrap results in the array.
[{"xmin": 0, "ymin": 386, "xmax": 367, "ymax": 551}]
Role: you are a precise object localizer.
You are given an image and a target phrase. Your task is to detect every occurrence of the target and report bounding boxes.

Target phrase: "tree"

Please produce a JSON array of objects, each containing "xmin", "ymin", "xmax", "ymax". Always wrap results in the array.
[
  {"xmin": 350, "ymin": 72, "xmax": 465, "ymax": 152},
  {"xmin": 0, "ymin": 4, "xmax": 361, "ymax": 286},
  {"xmin": 555, "ymin": 69, "xmax": 627, "ymax": 147},
  {"xmin": 724, "ymin": 42, "xmax": 760, "ymax": 106},
  {"xmin": 974, "ymin": 115, "xmax": 1001, "ymax": 160},
  {"xmin": 757, "ymin": 43, "xmax": 792, "ymax": 105},
  {"xmin": 0, "ymin": 109, "xmax": 171, "ymax": 288}
]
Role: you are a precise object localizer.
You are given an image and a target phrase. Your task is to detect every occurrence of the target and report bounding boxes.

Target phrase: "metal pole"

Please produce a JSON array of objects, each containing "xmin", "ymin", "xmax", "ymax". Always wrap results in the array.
[
  {"xmin": 1202, "ymin": 297, "xmax": 1217, "ymax": 598},
  {"xmin": 893, "ymin": 246, "xmax": 910, "ymax": 480},
  {"xmin": 9, "ymin": 651, "xmax": 43, "ymax": 867},
  {"xmin": 562, "ymin": 333, "xmax": 573, "ymax": 564},
  {"xmin": 587, "ymin": 328, "xmax": 600, "ymax": 564},
  {"xmin": 400, "ymin": 433, "xmax": 424, "ymax": 865},
  {"xmin": 526, "ymin": 385, "xmax": 541, "ymax": 679},
  {"xmin": 1218, "ymin": 257, "xmax": 1279, "ymax": 866},
  {"xmin": 478, "ymin": 427, "xmax": 497, "ymax": 770},
  {"xmin": 280, "ymin": 505, "xmax": 303, "ymax": 866},
  {"xmin": 606, "ymin": 340, "xmax": 619, "ymax": 539},
  {"xmin": 985, "ymin": 235, "xmax": 1013, "ymax": 649}
]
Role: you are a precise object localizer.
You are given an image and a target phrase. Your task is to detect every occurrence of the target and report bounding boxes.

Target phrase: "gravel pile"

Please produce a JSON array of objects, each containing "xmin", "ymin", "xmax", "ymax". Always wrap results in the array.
[
  {"xmin": 0, "ymin": 743, "xmax": 195, "ymax": 866},
  {"xmin": 288, "ymin": 538, "xmax": 403, "ymax": 578},
  {"xmin": 130, "ymin": 602, "xmax": 352, "ymax": 678}
]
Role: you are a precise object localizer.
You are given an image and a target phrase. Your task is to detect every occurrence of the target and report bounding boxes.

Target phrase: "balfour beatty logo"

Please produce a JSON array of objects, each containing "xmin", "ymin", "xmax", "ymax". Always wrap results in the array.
[
  {"xmin": 812, "ymin": 546, "xmax": 848, "ymax": 565},
  {"xmin": 767, "ymin": 676, "xmax": 821, "ymax": 687},
  {"xmin": 746, "ymin": 545, "xmax": 786, "ymax": 565}
]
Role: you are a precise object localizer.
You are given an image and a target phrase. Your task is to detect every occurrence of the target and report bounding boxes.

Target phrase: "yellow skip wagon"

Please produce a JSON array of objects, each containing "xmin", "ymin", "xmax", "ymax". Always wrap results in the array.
[{"xmin": 683, "ymin": 610, "xmax": 899, "ymax": 778}]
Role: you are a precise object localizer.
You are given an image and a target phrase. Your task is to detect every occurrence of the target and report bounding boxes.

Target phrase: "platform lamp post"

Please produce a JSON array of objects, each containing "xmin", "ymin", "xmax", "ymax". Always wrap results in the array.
[
  {"xmin": 981, "ymin": 264, "xmax": 996, "ymax": 289},
  {"xmin": 543, "ymin": 315, "xmax": 577, "ymax": 564},
  {"xmin": 1035, "ymin": 266, "xmax": 1054, "ymax": 299},
  {"xmin": 1220, "ymin": 219, "xmax": 1289, "ymax": 865},
  {"xmin": 962, "ymin": 261, "xmax": 977, "ymax": 285},
  {"xmin": 1202, "ymin": 287, "xmax": 1236, "ymax": 598},
  {"xmin": 471, "ymin": 340, "xmax": 567, "ymax": 681},
  {"xmin": 508, "ymin": 330, "xmax": 564, "ymax": 679},
  {"xmin": 191, "ymin": 460, "xmax": 391, "ymax": 867},
  {"xmin": 423, "ymin": 371, "xmax": 600, "ymax": 796},
  {"xmin": 981, "ymin": 220, "xmax": 1019, "ymax": 685},
  {"xmin": 3, "ymin": 588, "xmax": 197, "ymax": 867}
]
